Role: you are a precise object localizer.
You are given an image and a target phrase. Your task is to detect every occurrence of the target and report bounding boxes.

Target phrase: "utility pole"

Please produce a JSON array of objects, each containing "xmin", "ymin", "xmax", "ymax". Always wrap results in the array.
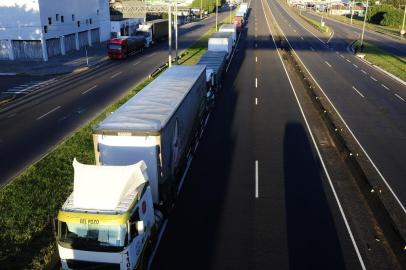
[
  {"xmin": 168, "ymin": 3, "xmax": 172, "ymax": 67},
  {"xmin": 230, "ymin": 3, "xmax": 232, "ymax": 23},
  {"xmin": 200, "ymin": 0, "xmax": 203, "ymax": 19},
  {"xmin": 360, "ymin": 0, "xmax": 369, "ymax": 48},
  {"xmin": 350, "ymin": 0, "xmax": 355, "ymax": 24},
  {"xmin": 216, "ymin": 0, "xmax": 218, "ymax": 31},
  {"xmin": 175, "ymin": 0, "xmax": 178, "ymax": 64},
  {"xmin": 401, "ymin": 4, "xmax": 406, "ymax": 36}
]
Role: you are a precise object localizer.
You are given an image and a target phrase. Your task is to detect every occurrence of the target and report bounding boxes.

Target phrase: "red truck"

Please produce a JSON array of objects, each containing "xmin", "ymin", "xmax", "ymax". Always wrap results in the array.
[
  {"xmin": 233, "ymin": 16, "xmax": 244, "ymax": 32},
  {"xmin": 108, "ymin": 36, "xmax": 145, "ymax": 59}
]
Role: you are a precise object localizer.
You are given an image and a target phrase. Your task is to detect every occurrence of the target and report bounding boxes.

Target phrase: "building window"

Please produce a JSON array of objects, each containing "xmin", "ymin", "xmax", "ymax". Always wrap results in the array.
[
  {"xmin": 97, "ymin": 9, "xmax": 99, "ymax": 15},
  {"xmin": 86, "ymin": 19, "xmax": 89, "ymax": 25},
  {"xmin": 44, "ymin": 25, "xmax": 48, "ymax": 33},
  {"xmin": 90, "ymin": 18, "xmax": 92, "ymax": 24},
  {"xmin": 77, "ymin": 21, "xmax": 80, "ymax": 27},
  {"xmin": 56, "ymin": 14, "xmax": 59, "ymax": 21},
  {"xmin": 72, "ymin": 14, "xmax": 75, "ymax": 21},
  {"xmin": 48, "ymin": 17, "xmax": 52, "ymax": 25},
  {"xmin": 61, "ymin": 15, "xmax": 64, "ymax": 23}
]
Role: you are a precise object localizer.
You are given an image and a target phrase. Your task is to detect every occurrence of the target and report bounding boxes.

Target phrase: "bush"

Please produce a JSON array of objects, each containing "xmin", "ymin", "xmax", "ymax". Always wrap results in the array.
[{"xmin": 366, "ymin": 4, "xmax": 403, "ymax": 26}]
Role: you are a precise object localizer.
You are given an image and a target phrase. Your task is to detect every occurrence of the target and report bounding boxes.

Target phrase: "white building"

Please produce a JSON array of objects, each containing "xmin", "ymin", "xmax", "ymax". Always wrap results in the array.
[{"xmin": 0, "ymin": 0, "xmax": 111, "ymax": 61}]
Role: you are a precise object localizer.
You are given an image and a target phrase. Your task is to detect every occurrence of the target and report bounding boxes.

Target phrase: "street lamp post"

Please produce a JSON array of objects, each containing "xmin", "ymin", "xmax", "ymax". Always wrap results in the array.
[
  {"xmin": 168, "ymin": 3, "xmax": 172, "ymax": 67},
  {"xmin": 175, "ymin": 0, "xmax": 178, "ymax": 64},
  {"xmin": 401, "ymin": 4, "xmax": 406, "ymax": 36},
  {"xmin": 216, "ymin": 0, "xmax": 219, "ymax": 31},
  {"xmin": 200, "ymin": 0, "xmax": 203, "ymax": 19},
  {"xmin": 360, "ymin": 0, "xmax": 369, "ymax": 49},
  {"xmin": 230, "ymin": 4, "xmax": 232, "ymax": 24},
  {"xmin": 350, "ymin": 0, "xmax": 355, "ymax": 24}
]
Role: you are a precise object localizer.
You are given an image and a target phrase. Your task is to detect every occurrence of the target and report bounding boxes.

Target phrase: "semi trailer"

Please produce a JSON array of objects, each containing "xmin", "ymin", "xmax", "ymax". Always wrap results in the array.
[
  {"xmin": 56, "ymin": 65, "xmax": 209, "ymax": 269},
  {"xmin": 136, "ymin": 19, "xmax": 169, "ymax": 47},
  {"xmin": 208, "ymin": 32, "xmax": 234, "ymax": 58},
  {"xmin": 197, "ymin": 50, "xmax": 227, "ymax": 93},
  {"xmin": 219, "ymin": 24, "xmax": 237, "ymax": 46},
  {"xmin": 108, "ymin": 36, "xmax": 145, "ymax": 59},
  {"xmin": 92, "ymin": 65, "xmax": 207, "ymax": 209}
]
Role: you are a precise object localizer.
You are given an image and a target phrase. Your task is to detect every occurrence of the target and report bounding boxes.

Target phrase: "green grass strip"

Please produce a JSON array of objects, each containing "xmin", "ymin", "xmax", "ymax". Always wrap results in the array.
[
  {"xmin": 0, "ymin": 13, "xmax": 232, "ymax": 269},
  {"xmin": 300, "ymin": 13, "xmax": 331, "ymax": 34},
  {"xmin": 354, "ymin": 40, "xmax": 406, "ymax": 81}
]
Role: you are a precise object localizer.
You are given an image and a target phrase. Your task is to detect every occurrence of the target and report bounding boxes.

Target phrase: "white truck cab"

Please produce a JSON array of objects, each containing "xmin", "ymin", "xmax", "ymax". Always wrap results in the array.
[
  {"xmin": 136, "ymin": 24, "xmax": 153, "ymax": 48},
  {"xmin": 56, "ymin": 160, "xmax": 156, "ymax": 270}
]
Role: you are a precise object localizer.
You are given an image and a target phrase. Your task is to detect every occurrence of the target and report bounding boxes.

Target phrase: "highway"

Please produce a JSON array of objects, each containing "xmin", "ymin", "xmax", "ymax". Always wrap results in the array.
[
  {"xmin": 266, "ymin": 0, "xmax": 406, "ymax": 211},
  {"xmin": 0, "ymin": 12, "xmax": 229, "ymax": 184},
  {"xmin": 151, "ymin": 0, "xmax": 364, "ymax": 269},
  {"xmin": 302, "ymin": 10, "xmax": 406, "ymax": 60}
]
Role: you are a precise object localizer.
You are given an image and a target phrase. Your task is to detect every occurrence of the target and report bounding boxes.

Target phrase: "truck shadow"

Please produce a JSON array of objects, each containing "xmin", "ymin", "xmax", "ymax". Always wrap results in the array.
[
  {"xmin": 283, "ymin": 122, "xmax": 347, "ymax": 270},
  {"xmin": 150, "ymin": 24, "xmax": 250, "ymax": 270}
]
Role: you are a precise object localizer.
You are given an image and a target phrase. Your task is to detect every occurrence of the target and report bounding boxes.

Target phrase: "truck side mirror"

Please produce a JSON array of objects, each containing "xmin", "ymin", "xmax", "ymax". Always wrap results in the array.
[{"xmin": 136, "ymin": 221, "xmax": 145, "ymax": 234}]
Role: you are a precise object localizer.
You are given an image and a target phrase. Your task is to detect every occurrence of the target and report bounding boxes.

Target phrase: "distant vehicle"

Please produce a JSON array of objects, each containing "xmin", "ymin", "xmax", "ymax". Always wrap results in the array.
[
  {"xmin": 233, "ymin": 15, "xmax": 244, "ymax": 32},
  {"xmin": 197, "ymin": 50, "xmax": 228, "ymax": 107},
  {"xmin": 219, "ymin": 24, "xmax": 237, "ymax": 46},
  {"xmin": 136, "ymin": 19, "xmax": 169, "ymax": 47},
  {"xmin": 208, "ymin": 32, "xmax": 234, "ymax": 57},
  {"xmin": 108, "ymin": 36, "xmax": 145, "ymax": 59}
]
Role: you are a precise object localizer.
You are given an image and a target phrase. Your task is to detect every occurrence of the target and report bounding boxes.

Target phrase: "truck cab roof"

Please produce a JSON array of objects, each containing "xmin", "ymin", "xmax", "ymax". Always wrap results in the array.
[{"xmin": 61, "ymin": 160, "xmax": 148, "ymax": 215}]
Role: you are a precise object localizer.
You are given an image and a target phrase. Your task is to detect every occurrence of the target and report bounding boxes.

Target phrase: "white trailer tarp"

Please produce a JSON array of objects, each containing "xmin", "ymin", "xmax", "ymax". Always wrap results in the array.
[
  {"xmin": 219, "ymin": 24, "xmax": 237, "ymax": 45},
  {"xmin": 73, "ymin": 159, "xmax": 148, "ymax": 210}
]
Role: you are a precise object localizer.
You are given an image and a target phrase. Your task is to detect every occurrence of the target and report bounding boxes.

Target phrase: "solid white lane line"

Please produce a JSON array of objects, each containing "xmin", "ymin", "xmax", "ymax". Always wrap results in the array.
[
  {"xmin": 269, "ymin": 0, "xmax": 406, "ymax": 220},
  {"xmin": 361, "ymin": 69, "xmax": 367, "ymax": 74},
  {"xmin": 255, "ymin": 78, "xmax": 258, "ymax": 88},
  {"xmin": 256, "ymin": 56, "xmax": 258, "ymax": 62},
  {"xmin": 82, "ymin": 85, "xmax": 97, "ymax": 95},
  {"xmin": 346, "ymin": 59, "xmax": 351, "ymax": 63},
  {"xmin": 37, "ymin": 106, "xmax": 61, "ymax": 120},
  {"xmin": 353, "ymin": 64, "xmax": 358, "ymax": 68},
  {"xmin": 352, "ymin": 86, "xmax": 365, "ymax": 98},
  {"xmin": 255, "ymin": 97, "xmax": 258, "ymax": 105},
  {"xmin": 327, "ymin": 31, "xmax": 334, "ymax": 43},
  {"xmin": 325, "ymin": 61, "xmax": 332, "ymax": 68},
  {"xmin": 261, "ymin": 2, "xmax": 366, "ymax": 268},
  {"xmin": 381, "ymin": 84, "xmax": 389, "ymax": 90},
  {"xmin": 255, "ymin": 160, "xmax": 259, "ymax": 198},
  {"xmin": 395, "ymin": 93, "xmax": 405, "ymax": 101},
  {"xmin": 340, "ymin": 54, "xmax": 345, "ymax": 58},
  {"xmin": 146, "ymin": 52, "xmax": 157, "ymax": 58},
  {"xmin": 110, "ymin": 71, "xmax": 122, "ymax": 79},
  {"xmin": 370, "ymin": 76, "xmax": 377, "ymax": 82},
  {"xmin": 133, "ymin": 61, "xmax": 141, "ymax": 66}
]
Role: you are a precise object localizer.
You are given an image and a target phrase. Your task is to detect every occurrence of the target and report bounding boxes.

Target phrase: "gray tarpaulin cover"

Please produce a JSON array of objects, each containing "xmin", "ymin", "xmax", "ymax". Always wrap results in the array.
[{"xmin": 94, "ymin": 65, "xmax": 205, "ymax": 134}]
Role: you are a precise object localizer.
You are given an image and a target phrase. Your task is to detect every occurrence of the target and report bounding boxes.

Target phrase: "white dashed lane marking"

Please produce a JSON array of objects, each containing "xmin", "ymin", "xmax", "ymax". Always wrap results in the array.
[{"xmin": 352, "ymin": 86, "xmax": 365, "ymax": 98}]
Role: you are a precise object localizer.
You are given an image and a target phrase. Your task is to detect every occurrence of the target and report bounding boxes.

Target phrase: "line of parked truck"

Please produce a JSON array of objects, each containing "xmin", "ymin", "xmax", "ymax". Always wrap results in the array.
[{"xmin": 55, "ymin": 4, "xmax": 249, "ymax": 270}]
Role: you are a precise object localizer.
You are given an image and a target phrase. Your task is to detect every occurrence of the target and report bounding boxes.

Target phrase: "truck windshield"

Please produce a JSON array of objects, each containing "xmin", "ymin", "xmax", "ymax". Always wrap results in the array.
[
  {"xmin": 58, "ymin": 221, "xmax": 127, "ymax": 251},
  {"xmin": 108, "ymin": 44, "xmax": 122, "ymax": 50}
]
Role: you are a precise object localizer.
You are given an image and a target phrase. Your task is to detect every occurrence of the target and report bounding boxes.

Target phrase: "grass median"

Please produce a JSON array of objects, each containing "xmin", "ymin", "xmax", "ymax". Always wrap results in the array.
[
  {"xmin": 354, "ymin": 40, "xmax": 406, "ymax": 81},
  {"xmin": 300, "ymin": 13, "xmax": 331, "ymax": 34},
  {"xmin": 0, "ymin": 13, "xmax": 234, "ymax": 269}
]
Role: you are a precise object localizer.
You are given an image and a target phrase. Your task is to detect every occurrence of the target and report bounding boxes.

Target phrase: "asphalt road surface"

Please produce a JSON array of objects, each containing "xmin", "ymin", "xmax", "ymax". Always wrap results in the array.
[
  {"xmin": 268, "ymin": 0, "xmax": 406, "ymax": 211},
  {"xmin": 0, "ymin": 11, "xmax": 229, "ymax": 184},
  {"xmin": 151, "ymin": 0, "xmax": 364, "ymax": 269},
  {"xmin": 302, "ymin": 10, "xmax": 406, "ymax": 60}
]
